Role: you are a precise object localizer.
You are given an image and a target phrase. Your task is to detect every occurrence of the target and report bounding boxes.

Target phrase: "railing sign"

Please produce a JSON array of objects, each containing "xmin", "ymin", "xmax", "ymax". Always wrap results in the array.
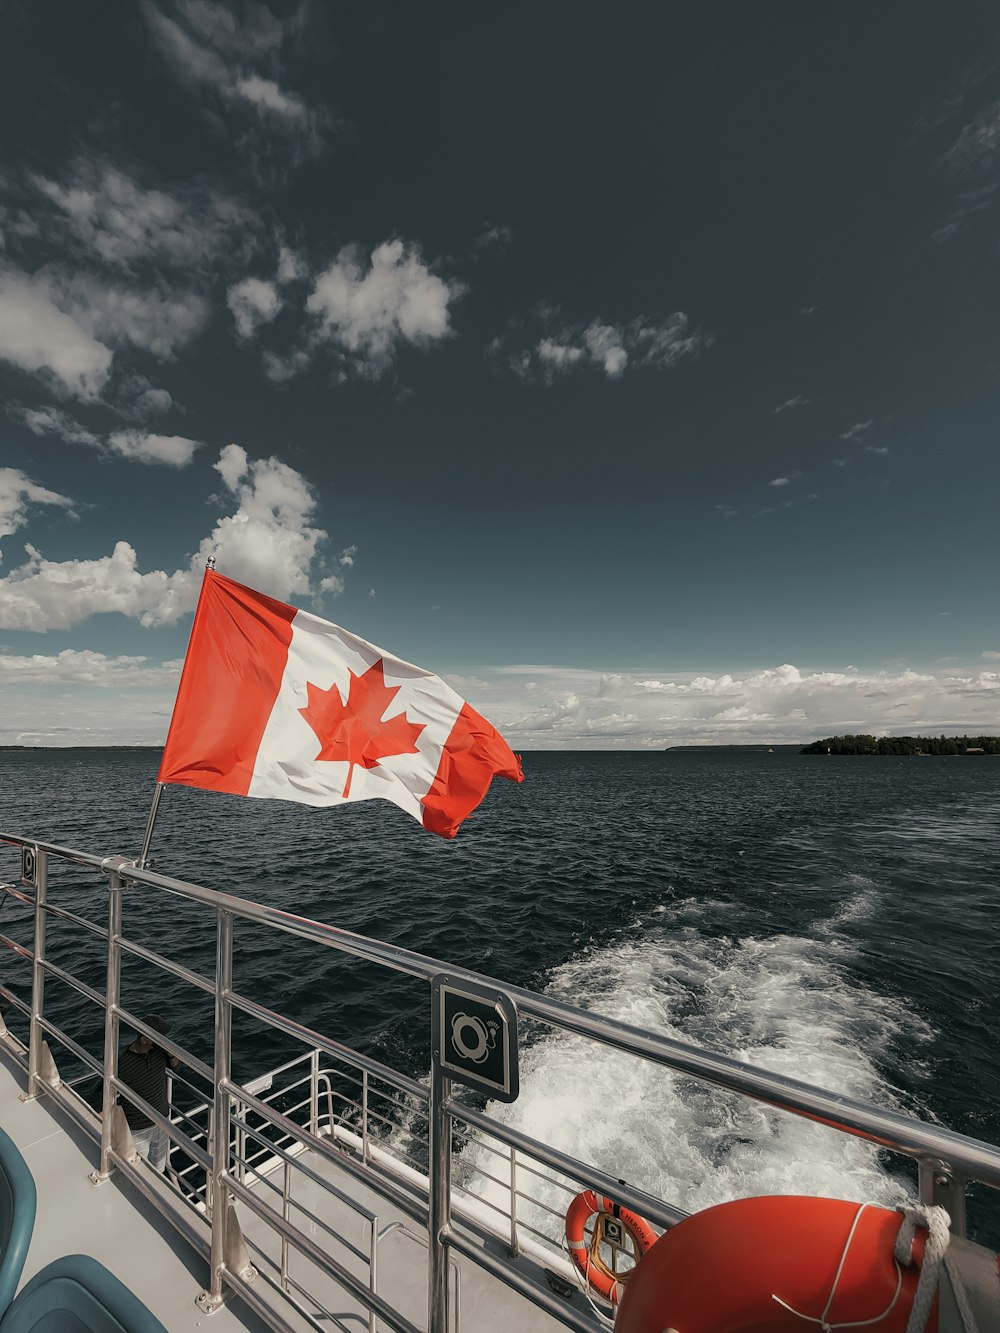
[
  {"xmin": 431, "ymin": 974, "xmax": 519, "ymax": 1102},
  {"xmin": 20, "ymin": 844, "xmax": 37, "ymax": 888}
]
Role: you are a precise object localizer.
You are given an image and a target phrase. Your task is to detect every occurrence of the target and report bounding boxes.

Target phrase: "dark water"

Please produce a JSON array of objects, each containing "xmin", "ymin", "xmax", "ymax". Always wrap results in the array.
[{"xmin": 2, "ymin": 748, "xmax": 998, "ymax": 1242}]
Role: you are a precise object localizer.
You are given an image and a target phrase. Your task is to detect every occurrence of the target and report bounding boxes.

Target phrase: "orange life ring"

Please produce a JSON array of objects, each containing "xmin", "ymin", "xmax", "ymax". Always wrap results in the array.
[
  {"xmin": 564, "ymin": 1189, "xmax": 657, "ymax": 1303},
  {"xmin": 614, "ymin": 1195, "xmax": 938, "ymax": 1333}
]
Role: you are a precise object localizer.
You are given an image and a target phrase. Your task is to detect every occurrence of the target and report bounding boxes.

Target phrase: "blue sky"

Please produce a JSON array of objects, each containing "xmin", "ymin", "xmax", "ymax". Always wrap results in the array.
[{"xmin": 1, "ymin": 2, "xmax": 998, "ymax": 747}]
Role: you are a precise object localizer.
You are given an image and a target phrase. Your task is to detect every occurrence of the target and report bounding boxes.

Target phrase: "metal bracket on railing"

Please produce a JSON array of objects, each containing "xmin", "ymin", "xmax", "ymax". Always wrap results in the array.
[
  {"xmin": 196, "ymin": 1204, "xmax": 257, "ymax": 1313},
  {"xmin": 89, "ymin": 1108, "xmax": 137, "ymax": 1185},
  {"xmin": 918, "ymin": 1156, "xmax": 967, "ymax": 1237},
  {"xmin": 100, "ymin": 855, "xmax": 137, "ymax": 880},
  {"xmin": 20, "ymin": 1040, "xmax": 60, "ymax": 1101},
  {"xmin": 225, "ymin": 1202, "xmax": 256, "ymax": 1280}
]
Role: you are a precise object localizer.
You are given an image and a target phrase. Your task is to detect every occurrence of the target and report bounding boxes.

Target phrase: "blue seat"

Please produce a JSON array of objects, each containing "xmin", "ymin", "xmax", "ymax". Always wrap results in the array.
[
  {"xmin": 0, "ymin": 1255, "xmax": 167, "ymax": 1332},
  {"xmin": 0, "ymin": 1127, "xmax": 35, "ymax": 1320}
]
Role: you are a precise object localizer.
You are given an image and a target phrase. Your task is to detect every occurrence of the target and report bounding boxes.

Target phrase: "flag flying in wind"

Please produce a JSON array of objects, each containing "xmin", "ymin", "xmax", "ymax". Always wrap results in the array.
[{"xmin": 158, "ymin": 570, "xmax": 523, "ymax": 838}]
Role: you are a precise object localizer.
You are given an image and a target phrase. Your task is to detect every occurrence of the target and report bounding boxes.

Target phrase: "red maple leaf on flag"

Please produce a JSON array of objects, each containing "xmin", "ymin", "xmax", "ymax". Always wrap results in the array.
[{"xmin": 299, "ymin": 659, "xmax": 425, "ymax": 798}]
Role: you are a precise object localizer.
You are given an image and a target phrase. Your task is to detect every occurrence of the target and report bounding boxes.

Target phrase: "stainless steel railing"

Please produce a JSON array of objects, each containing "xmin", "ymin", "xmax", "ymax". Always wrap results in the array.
[{"xmin": 2, "ymin": 832, "xmax": 1000, "ymax": 1333}]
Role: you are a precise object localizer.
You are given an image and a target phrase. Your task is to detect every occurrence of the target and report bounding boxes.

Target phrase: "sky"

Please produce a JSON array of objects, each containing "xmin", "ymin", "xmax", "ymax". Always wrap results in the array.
[{"xmin": 1, "ymin": 2, "xmax": 999, "ymax": 749}]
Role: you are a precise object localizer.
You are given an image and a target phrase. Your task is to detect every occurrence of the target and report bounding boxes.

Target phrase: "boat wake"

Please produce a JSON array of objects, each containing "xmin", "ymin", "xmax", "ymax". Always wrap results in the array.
[{"xmin": 468, "ymin": 888, "xmax": 931, "ymax": 1224}]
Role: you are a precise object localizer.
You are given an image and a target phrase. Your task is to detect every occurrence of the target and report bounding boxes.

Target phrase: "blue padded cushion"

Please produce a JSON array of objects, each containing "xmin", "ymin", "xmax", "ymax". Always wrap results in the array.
[
  {"xmin": 0, "ymin": 1127, "xmax": 36, "ymax": 1318},
  {"xmin": 0, "ymin": 1255, "xmax": 167, "ymax": 1333}
]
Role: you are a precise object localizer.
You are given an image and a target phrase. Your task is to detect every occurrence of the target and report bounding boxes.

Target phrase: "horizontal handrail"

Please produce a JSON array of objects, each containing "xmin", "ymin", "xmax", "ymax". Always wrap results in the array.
[
  {"xmin": 223, "ymin": 1077, "xmax": 428, "ymax": 1222},
  {"xmin": 0, "ymin": 883, "xmax": 34, "ymax": 908},
  {"xmin": 7, "ymin": 828, "xmax": 1000, "ymax": 1333},
  {"xmin": 225, "ymin": 988, "xmax": 429, "ymax": 1105},
  {"xmin": 6, "ymin": 831, "xmax": 1000, "ymax": 1195},
  {"xmin": 38, "ymin": 957, "xmax": 105, "ymax": 1008},
  {"xmin": 40, "ymin": 901, "xmax": 109, "ymax": 940},
  {"xmin": 0, "ymin": 931, "xmax": 32, "ymax": 962},
  {"xmin": 232, "ymin": 1113, "xmax": 379, "ymax": 1227},
  {"xmin": 450, "ymin": 1099, "xmax": 685, "ymax": 1233},
  {"xmin": 223, "ymin": 1172, "xmax": 421, "ymax": 1333},
  {"xmin": 14, "ymin": 830, "xmax": 1000, "ymax": 1190},
  {"xmin": 118, "ymin": 935, "xmax": 214, "ymax": 996}
]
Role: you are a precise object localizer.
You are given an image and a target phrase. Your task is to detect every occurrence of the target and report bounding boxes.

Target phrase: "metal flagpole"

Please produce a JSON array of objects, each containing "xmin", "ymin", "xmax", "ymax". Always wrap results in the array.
[
  {"xmin": 138, "ymin": 554, "xmax": 216, "ymax": 868},
  {"xmin": 138, "ymin": 782, "xmax": 164, "ymax": 868}
]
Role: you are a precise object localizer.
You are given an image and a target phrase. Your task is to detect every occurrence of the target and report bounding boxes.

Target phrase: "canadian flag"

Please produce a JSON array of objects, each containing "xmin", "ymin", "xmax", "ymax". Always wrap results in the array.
[{"xmin": 158, "ymin": 570, "xmax": 523, "ymax": 838}]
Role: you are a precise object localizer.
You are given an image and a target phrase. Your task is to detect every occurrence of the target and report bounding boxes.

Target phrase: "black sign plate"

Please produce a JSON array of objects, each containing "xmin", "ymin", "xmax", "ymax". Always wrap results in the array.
[
  {"xmin": 20, "ymin": 845, "xmax": 37, "ymax": 888},
  {"xmin": 431, "ymin": 975, "xmax": 518, "ymax": 1102}
]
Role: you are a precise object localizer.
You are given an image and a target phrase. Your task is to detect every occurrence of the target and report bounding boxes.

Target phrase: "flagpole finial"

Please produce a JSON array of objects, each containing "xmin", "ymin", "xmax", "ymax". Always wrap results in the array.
[{"xmin": 206, "ymin": 555, "xmax": 217, "ymax": 570}]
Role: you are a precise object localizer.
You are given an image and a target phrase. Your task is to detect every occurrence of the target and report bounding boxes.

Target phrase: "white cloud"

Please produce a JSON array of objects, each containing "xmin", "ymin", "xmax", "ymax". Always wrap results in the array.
[
  {"xmin": 499, "ymin": 311, "xmax": 711, "ymax": 383},
  {"xmin": 537, "ymin": 338, "xmax": 584, "ymax": 370},
  {"xmin": 107, "ymin": 431, "xmax": 199, "ymax": 466},
  {"xmin": 276, "ymin": 244, "xmax": 305, "ymax": 285},
  {"xmin": 471, "ymin": 223, "xmax": 513, "ymax": 255},
  {"xmin": 262, "ymin": 347, "xmax": 311, "ymax": 383},
  {"xmin": 306, "ymin": 240, "xmax": 459, "ymax": 376},
  {"xmin": 840, "ymin": 420, "xmax": 874, "ymax": 441},
  {"xmin": 142, "ymin": 0, "xmax": 326, "ymax": 169},
  {"xmin": 583, "ymin": 323, "xmax": 628, "ymax": 377},
  {"xmin": 17, "ymin": 406, "xmax": 100, "ymax": 448},
  {"xmin": 0, "ymin": 274, "xmax": 113, "ymax": 398},
  {"xmin": 133, "ymin": 385, "xmax": 173, "ymax": 417},
  {"xmin": 10, "ymin": 655, "xmax": 1000, "ymax": 747},
  {"xmin": 472, "ymin": 662, "xmax": 1000, "ymax": 749},
  {"xmin": 768, "ymin": 477, "xmax": 791, "ymax": 487},
  {"xmin": 143, "ymin": 3, "xmax": 229, "ymax": 85},
  {"xmin": 42, "ymin": 271, "xmax": 209, "ymax": 359},
  {"xmin": 0, "ymin": 541, "xmax": 195, "ymax": 631},
  {"xmin": 235, "ymin": 75, "xmax": 307, "ymax": 119},
  {"xmin": 13, "ymin": 406, "xmax": 193, "ymax": 466},
  {"xmin": 774, "ymin": 395, "xmax": 809, "ymax": 414},
  {"xmin": 0, "ymin": 445, "xmax": 334, "ymax": 630},
  {"xmin": 0, "ymin": 468, "xmax": 74, "ymax": 556},
  {"xmin": 29, "ymin": 162, "xmax": 252, "ymax": 272},
  {"xmin": 227, "ymin": 276, "xmax": 281, "ymax": 340},
  {"xmin": 0, "ymin": 649, "xmax": 181, "ymax": 686},
  {"xmin": 943, "ymin": 100, "xmax": 1000, "ymax": 173},
  {"xmin": 199, "ymin": 444, "xmax": 327, "ymax": 599}
]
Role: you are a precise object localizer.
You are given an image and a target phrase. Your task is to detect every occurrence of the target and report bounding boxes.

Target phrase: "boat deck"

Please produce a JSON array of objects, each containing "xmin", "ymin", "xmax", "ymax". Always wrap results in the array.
[
  {"xmin": 0, "ymin": 1043, "xmax": 271, "ymax": 1331},
  {"xmin": 0, "ymin": 1042, "xmax": 587, "ymax": 1331}
]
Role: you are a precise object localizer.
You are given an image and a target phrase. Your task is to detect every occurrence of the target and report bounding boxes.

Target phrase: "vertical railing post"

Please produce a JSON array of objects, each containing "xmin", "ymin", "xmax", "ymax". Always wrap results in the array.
[
  {"xmin": 24, "ymin": 849, "xmax": 48, "ymax": 1099},
  {"xmin": 309, "ymin": 1047, "xmax": 320, "ymax": 1136},
  {"xmin": 368, "ymin": 1217, "xmax": 378, "ymax": 1333},
  {"xmin": 509, "ymin": 1145, "xmax": 519, "ymax": 1257},
  {"xmin": 362, "ymin": 1070, "xmax": 369, "ymax": 1163},
  {"xmin": 427, "ymin": 1062, "xmax": 451, "ymax": 1333},
  {"xmin": 280, "ymin": 1161, "xmax": 291, "ymax": 1290},
  {"xmin": 95, "ymin": 861, "xmax": 125, "ymax": 1179},
  {"xmin": 207, "ymin": 908, "xmax": 235, "ymax": 1306}
]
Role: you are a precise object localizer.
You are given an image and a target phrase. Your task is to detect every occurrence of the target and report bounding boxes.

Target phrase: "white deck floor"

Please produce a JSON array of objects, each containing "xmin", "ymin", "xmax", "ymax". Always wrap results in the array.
[
  {"xmin": 0, "ymin": 1042, "xmax": 274, "ymax": 1331},
  {"xmin": 0, "ymin": 1041, "xmax": 590, "ymax": 1331}
]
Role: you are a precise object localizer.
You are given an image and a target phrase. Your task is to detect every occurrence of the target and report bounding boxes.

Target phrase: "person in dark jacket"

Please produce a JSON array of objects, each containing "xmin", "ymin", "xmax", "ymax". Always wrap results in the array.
[{"xmin": 90, "ymin": 1014, "xmax": 179, "ymax": 1172}]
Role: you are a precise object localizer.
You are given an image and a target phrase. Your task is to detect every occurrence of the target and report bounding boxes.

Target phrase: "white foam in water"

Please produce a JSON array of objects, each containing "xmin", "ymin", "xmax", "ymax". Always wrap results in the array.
[{"xmin": 463, "ymin": 895, "xmax": 930, "ymax": 1233}]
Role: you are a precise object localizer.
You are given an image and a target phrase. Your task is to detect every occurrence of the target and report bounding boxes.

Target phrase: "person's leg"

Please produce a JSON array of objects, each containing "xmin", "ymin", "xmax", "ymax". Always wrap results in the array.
[
  {"xmin": 145, "ymin": 1123, "xmax": 169, "ymax": 1173},
  {"xmin": 130, "ymin": 1124, "xmax": 168, "ymax": 1171},
  {"xmin": 130, "ymin": 1125, "xmax": 153, "ymax": 1162}
]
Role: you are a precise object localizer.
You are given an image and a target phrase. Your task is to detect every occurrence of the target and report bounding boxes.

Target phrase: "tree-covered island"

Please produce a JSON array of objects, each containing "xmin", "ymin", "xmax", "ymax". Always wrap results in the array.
[{"xmin": 801, "ymin": 735, "xmax": 1000, "ymax": 755}]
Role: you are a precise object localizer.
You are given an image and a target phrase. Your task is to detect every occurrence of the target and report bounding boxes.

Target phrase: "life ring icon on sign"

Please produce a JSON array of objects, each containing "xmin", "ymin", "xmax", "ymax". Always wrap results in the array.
[
  {"xmin": 20, "ymin": 846, "xmax": 37, "ymax": 888},
  {"xmin": 450, "ymin": 1012, "xmax": 496, "ymax": 1064}
]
